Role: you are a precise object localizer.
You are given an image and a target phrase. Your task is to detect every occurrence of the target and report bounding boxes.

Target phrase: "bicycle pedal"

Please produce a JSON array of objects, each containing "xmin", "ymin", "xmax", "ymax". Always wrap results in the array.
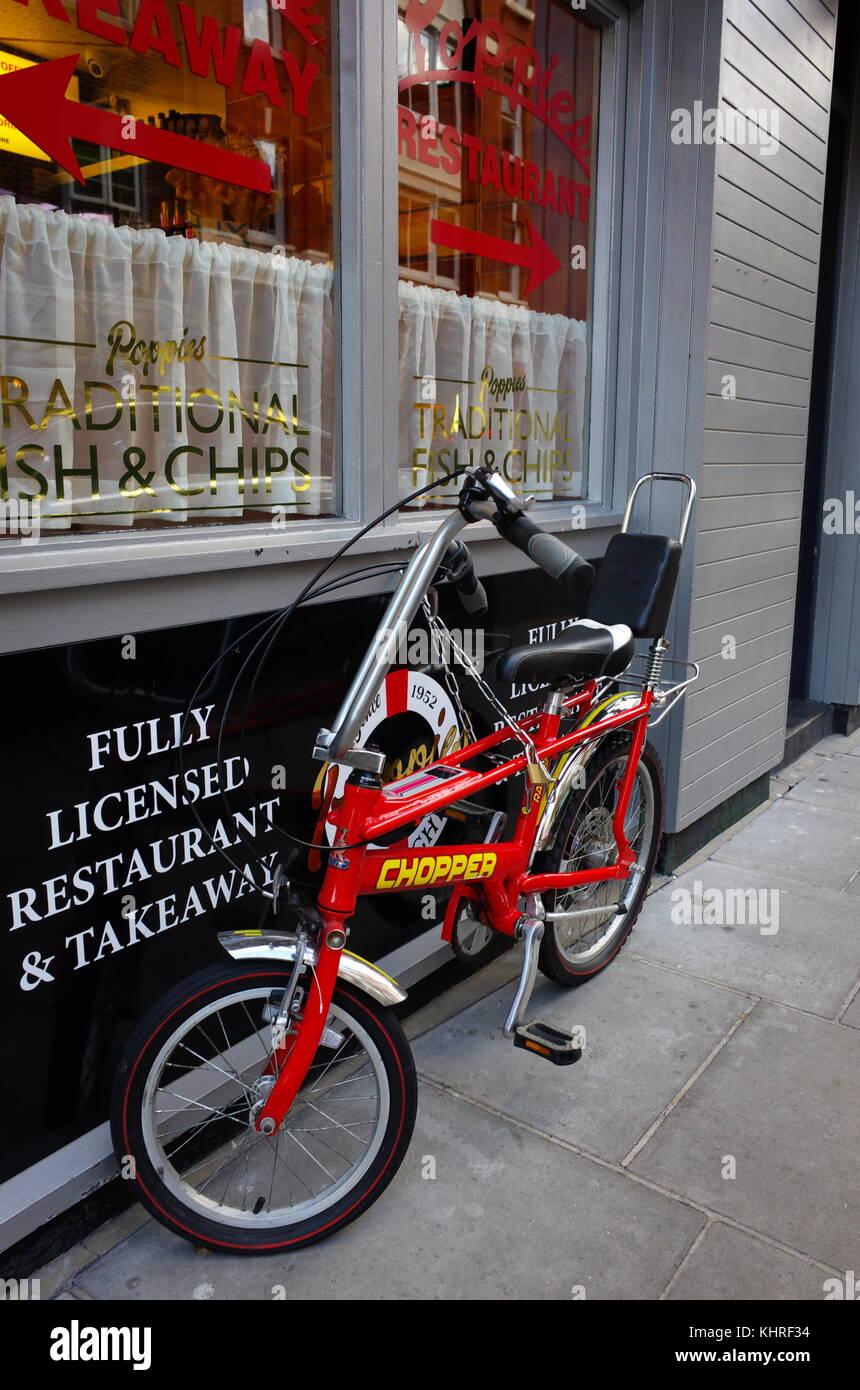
[{"xmin": 513, "ymin": 1020, "xmax": 584, "ymax": 1066}]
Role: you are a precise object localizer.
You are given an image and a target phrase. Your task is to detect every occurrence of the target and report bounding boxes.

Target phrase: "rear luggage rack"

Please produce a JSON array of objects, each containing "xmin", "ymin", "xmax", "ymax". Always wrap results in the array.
[{"xmin": 614, "ymin": 652, "xmax": 700, "ymax": 726}]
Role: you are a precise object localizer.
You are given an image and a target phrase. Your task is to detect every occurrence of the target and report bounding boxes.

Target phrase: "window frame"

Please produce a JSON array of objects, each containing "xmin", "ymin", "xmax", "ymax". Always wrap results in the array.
[{"xmin": 0, "ymin": 0, "xmax": 634, "ymax": 610}]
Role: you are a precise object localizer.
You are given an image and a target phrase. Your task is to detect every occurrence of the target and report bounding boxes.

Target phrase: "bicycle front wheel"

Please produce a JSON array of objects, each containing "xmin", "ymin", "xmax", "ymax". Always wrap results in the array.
[
  {"xmin": 111, "ymin": 961, "xmax": 417, "ymax": 1253},
  {"xmin": 532, "ymin": 733, "xmax": 664, "ymax": 986}
]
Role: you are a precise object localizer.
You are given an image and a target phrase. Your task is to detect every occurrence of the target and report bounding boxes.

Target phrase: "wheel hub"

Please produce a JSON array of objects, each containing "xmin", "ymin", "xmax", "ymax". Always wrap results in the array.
[
  {"xmin": 576, "ymin": 807, "xmax": 615, "ymax": 870},
  {"xmin": 248, "ymin": 1073, "xmax": 276, "ymax": 1128}
]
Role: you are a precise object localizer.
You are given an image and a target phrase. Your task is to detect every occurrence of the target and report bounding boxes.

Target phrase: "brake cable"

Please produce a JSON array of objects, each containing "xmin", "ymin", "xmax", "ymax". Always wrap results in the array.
[{"xmin": 177, "ymin": 468, "xmax": 468, "ymax": 891}]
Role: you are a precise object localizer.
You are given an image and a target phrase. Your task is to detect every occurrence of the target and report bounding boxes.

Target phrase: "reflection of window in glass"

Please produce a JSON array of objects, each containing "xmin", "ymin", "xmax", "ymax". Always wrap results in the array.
[
  {"xmin": 243, "ymin": 0, "xmax": 270, "ymax": 46},
  {"xmin": 398, "ymin": 17, "xmax": 461, "ymax": 287},
  {"xmin": 397, "ymin": 0, "xmax": 600, "ymax": 513},
  {"xmin": 0, "ymin": 0, "xmax": 337, "ymax": 537},
  {"xmin": 64, "ymin": 142, "xmax": 144, "ymax": 220},
  {"xmin": 495, "ymin": 88, "xmax": 524, "ymax": 302}
]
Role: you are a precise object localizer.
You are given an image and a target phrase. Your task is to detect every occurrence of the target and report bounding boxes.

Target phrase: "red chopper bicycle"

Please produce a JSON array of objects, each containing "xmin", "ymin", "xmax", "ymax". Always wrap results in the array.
[{"xmin": 112, "ymin": 466, "xmax": 697, "ymax": 1253}]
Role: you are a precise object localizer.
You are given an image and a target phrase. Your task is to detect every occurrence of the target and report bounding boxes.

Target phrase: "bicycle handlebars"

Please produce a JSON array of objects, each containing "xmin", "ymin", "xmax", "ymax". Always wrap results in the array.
[
  {"xmin": 442, "ymin": 540, "xmax": 489, "ymax": 618},
  {"xmin": 315, "ymin": 467, "xmax": 592, "ymax": 767},
  {"xmin": 492, "ymin": 510, "xmax": 594, "ymax": 601}
]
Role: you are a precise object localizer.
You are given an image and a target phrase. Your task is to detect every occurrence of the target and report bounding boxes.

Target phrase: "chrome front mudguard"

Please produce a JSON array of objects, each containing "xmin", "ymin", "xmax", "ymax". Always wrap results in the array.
[
  {"xmin": 217, "ymin": 930, "xmax": 407, "ymax": 1007},
  {"xmin": 532, "ymin": 690, "xmax": 644, "ymax": 856}
]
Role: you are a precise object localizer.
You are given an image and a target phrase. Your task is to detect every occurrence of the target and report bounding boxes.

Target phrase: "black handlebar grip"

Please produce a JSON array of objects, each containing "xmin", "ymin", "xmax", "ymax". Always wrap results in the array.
[
  {"xmin": 444, "ymin": 540, "xmax": 488, "ymax": 618},
  {"xmin": 498, "ymin": 512, "xmax": 594, "ymax": 601}
]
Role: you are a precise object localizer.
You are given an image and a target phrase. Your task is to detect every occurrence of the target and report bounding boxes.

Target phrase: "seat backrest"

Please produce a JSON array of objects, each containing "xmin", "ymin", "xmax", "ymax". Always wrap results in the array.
[{"xmin": 585, "ymin": 532, "xmax": 681, "ymax": 638}]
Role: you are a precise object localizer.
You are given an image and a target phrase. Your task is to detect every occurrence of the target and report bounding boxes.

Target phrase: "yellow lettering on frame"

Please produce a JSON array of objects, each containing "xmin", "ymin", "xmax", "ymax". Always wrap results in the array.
[
  {"xmin": 449, "ymin": 854, "xmax": 468, "ymax": 880},
  {"xmin": 396, "ymin": 861, "xmax": 418, "ymax": 888},
  {"xmin": 431, "ymin": 856, "xmax": 452, "ymax": 884},
  {"xmin": 376, "ymin": 860, "xmax": 400, "ymax": 889}
]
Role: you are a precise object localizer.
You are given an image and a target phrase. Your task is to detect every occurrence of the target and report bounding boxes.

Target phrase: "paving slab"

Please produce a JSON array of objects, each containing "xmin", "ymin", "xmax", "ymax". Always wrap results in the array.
[
  {"xmin": 72, "ymin": 1083, "xmax": 705, "ymax": 1301},
  {"xmin": 30, "ymin": 1243, "xmax": 97, "ymax": 1300},
  {"xmin": 632, "ymin": 861, "xmax": 860, "ymax": 1017},
  {"xmin": 666, "ymin": 1222, "xmax": 834, "ymax": 1301},
  {"xmin": 839, "ymin": 991, "xmax": 860, "ymax": 1029},
  {"xmin": 787, "ymin": 754, "xmax": 860, "ymax": 815},
  {"xmin": 630, "ymin": 1003, "xmax": 860, "ymax": 1271},
  {"xmin": 775, "ymin": 750, "xmax": 829, "ymax": 790},
  {"xmin": 713, "ymin": 798, "xmax": 860, "ymax": 893},
  {"xmin": 811, "ymin": 729, "xmax": 860, "ymax": 758},
  {"xmin": 81, "ymin": 1205, "xmax": 150, "ymax": 1259},
  {"xmin": 411, "ymin": 953, "xmax": 749, "ymax": 1164}
]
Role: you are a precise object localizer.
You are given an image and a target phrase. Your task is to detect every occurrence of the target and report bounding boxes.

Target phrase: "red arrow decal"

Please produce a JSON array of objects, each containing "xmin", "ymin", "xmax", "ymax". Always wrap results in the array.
[
  {"xmin": 0, "ymin": 54, "xmax": 272, "ymax": 195},
  {"xmin": 430, "ymin": 217, "xmax": 561, "ymax": 294}
]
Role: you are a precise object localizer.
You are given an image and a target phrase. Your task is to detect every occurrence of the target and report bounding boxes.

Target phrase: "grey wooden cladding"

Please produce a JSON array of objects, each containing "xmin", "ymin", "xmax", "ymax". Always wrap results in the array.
[
  {"xmin": 707, "ymin": 324, "xmax": 812, "ymax": 376},
  {"xmin": 693, "ymin": 546, "xmax": 798, "ymax": 598},
  {"xmin": 717, "ymin": 141, "xmax": 823, "ymax": 229},
  {"xmin": 722, "ymin": 64, "xmax": 827, "ymax": 174},
  {"xmin": 700, "ymin": 459, "xmax": 806, "ymax": 488},
  {"xmin": 692, "ymin": 570, "xmax": 798, "ymax": 628},
  {"xmin": 723, "ymin": 26, "xmax": 830, "ymax": 140},
  {"xmin": 682, "ymin": 720, "xmax": 786, "ymax": 791},
  {"xmin": 686, "ymin": 668, "xmax": 793, "ymax": 755},
  {"xmin": 673, "ymin": 0, "xmax": 838, "ymax": 828},
  {"xmin": 690, "ymin": 594, "xmax": 796, "ymax": 651},
  {"xmin": 705, "ymin": 357, "xmax": 813, "ymax": 404},
  {"xmin": 697, "ymin": 518, "xmax": 802, "ymax": 564},
  {"xmin": 711, "ymin": 256, "xmax": 817, "ymax": 320},
  {"xmin": 727, "ymin": 6, "xmax": 833, "ymax": 110},
  {"xmin": 781, "ymin": 0, "xmax": 837, "ymax": 46},
  {"xmin": 752, "ymin": 0, "xmax": 835, "ymax": 73},
  {"xmin": 699, "ymin": 491, "xmax": 803, "ymax": 528},
  {"xmin": 710, "ymin": 288, "xmax": 816, "ymax": 347},
  {"xmin": 690, "ymin": 636, "xmax": 794, "ymax": 697},
  {"xmin": 715, "ymin": 176, "xmax": 822, "ymax": 262},
  {"xmin": 713, "ymin": 215, "xmax": 820, "ymax": 293},
  {"xmin": 702, "ymin": 396, "xmax": 809, "ymax": 432}
]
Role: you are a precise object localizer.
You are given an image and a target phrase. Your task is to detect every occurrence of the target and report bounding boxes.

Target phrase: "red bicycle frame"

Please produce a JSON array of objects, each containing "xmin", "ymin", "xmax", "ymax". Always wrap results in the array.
[
  {"xmin": 253, "ymin": 466, "xmax": 697, "ymax": 1129},
  {"xmin": 255, "ymin": 679, "xmax": 653, "ymax": 1129}
]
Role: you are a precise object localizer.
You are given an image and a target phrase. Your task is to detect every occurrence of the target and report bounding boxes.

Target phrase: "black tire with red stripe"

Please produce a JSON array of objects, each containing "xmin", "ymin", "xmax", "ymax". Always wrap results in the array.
[
  {"xmin": 110, "ymin": 961, "xmax": 417, "ymax": 1254},
  {"xmin": 533, "ymin": 734, "xmax": 664, "ymax": 987}
]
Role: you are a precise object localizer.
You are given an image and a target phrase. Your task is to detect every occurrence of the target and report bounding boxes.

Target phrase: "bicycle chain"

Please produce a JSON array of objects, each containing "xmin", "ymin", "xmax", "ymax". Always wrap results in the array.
[{"xmin": 420, "ymin": 598, "xmax": 550, "ymax": 783}]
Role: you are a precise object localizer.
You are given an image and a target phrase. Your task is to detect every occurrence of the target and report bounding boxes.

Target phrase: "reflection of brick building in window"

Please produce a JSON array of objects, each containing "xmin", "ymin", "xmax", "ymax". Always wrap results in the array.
[
  {"xmin": 0, "ymin": 0, "xmax": 337, "ymax": 536},
  {"xmin": 0, "ymin": 0, "xmax": 333, "ymax": 258},
  {"xmin": 397, "ymin": 0, "xmax": 597, "ymax": 321}
]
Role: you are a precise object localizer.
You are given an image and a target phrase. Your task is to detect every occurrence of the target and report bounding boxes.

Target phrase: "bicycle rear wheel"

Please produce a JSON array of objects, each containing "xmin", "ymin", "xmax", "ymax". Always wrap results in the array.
[
  {"xmin": 532, "ymin": 733, "xmax": 663, "ymax": 985},
  {"xmin": 111, "ymin": 961, "xmax": 417, "ymax": 1253}
]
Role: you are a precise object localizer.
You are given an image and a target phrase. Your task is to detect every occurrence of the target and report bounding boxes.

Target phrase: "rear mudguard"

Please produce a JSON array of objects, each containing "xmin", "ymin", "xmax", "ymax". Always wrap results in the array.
[
  {"xmin": 533, "ymin": 690, "xmax": 644, "ymax": 856},
  {"xmin": 217, "ymin": 930, "xmax": 407, "ymax": 1007}
]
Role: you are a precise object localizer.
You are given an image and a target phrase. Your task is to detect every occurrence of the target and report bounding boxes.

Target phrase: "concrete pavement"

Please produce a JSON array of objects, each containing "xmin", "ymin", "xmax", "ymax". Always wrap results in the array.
[{"xmin": 35, "ymin": 727, "xmax": 860, "ymax": 1301}]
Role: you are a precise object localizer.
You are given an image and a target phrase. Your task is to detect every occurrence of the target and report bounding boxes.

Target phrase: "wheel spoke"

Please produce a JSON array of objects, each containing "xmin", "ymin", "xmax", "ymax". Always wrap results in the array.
[
  {"xmin": 548, "ymin": 748, "xmax": 656, "ymax": 963},
  {"xmin": 137, "ymin": 985, "xmax": 393, "ymax": 1233}
]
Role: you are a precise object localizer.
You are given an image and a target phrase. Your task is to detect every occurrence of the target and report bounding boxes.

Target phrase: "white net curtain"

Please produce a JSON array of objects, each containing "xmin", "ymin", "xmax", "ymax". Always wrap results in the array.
[
  {"xmin": 398, "ymin": 282, "xmax": 587, "ymax": 508},
  {"xmin": 0, "ymin": 199, "xmax": 585, "ymax": 531},
  {"xmin": 0, "ymin": 198, "xmax": 334, "ymax": 530}
]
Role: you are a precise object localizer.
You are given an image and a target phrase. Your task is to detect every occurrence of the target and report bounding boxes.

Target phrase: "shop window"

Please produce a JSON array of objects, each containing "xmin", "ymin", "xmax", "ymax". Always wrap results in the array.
[
  {"xmin": 0, "ymin": 0, "xmax": 336, "ymax": 536},
  {"xmin": 397, "ymin": 0, "xmax": 599, "ymax": 509}
]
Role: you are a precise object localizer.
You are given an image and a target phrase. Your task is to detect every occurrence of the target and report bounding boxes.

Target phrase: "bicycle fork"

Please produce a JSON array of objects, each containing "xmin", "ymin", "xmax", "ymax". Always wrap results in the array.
[
  {"xmin": 253, "ymin": 913, "xmax": 348, "ymax": 1133},
  {"xmin": 250, "ymin": 776, "xmax": 384, "ymax": 1133}
]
